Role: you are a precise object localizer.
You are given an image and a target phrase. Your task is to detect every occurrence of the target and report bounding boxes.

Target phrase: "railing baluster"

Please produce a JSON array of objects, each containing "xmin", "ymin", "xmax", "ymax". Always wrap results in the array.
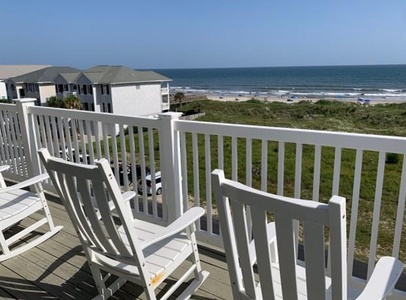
[
  {"xmin": 367, "ymin": 151, "xmax": 386, "ymax": 279},
  {"xmin": 111, "ymin": 124, "xmax": 120, "ymax": 186},
  {"xmin": 246, "ymin": 138, "xmax": 252, "ymax": 187},
  {"xmin": 43, "ymin": 116, "xmax": 54, "ymax": 155},
  {"xmin": 71, "ymin": 119, "xmax": 80, "ymax": 163},
  {"xmin": 94, "ymin": 121, "xmax": 102, "ymax": 159},
  {"xmin": 78, "ymin": 120, "xmax": 87, "ymax": 164},
  {"xmin": 180, "ymin": 132, "xmax": 188, "ymax": 211},
  {"xmin": 333, "ymin": 147, "xmax": 342, "ymax": 195},
  {"xmin": 85, "ymin": 120, "xmax": 94, "ymax": 164},
  {"xmin": 8, "ymin": 113, "xmax": 18, "ymax": 172},
  {"xmin": 50, "ymin": 116, "xmax": 59, "ymax": 157},
  {"xmin": 128, "ymin": 126, "xmax": 137, "ymax": 208},
  {"xmin": 347, "ymin": 149, "xmax": 363, "ymax": 278},
  {"xmin": 393, "ymin": 155, "xmax": 406, "ymax": 257},
  {"xmin": 277, "ymin": 141, "xmax": 285, "ymax": 195},
  {"xmin": 232, "ymin": 136, "xmax": 238, "ymax": 181},
  {"xmin": 148, "ymin": 128, "xmax": 156, "ymax": 215},
  {"xmin": 63, "ymin": 117, "xmax": 74, "ymax": 161},
  {"xmin": 120, "ymin": 125, "xmax": 129, "ymax": 190},
  {"xmin": 261, "ymin": 139, "xmax": 268, "ymax": 192},
  {"xmin": 192, "ymin": 133, "xmax": 200, "ymax": 229},
  {"xmin": 0, "ymin": 111, "xmax": 7, "ymax": 165},
  {"xmin": 205, "ymin": 134, "xmax": 212, "ymax": 235},
  {"xmin": 313, "ymin": 145, "xmax": 321, "ymax": 202},
  {"xmin": 218, "ymin": 135, "xmax": 224, "ymax": 170},
  {"xmin": 13, "ymin": 114, "xmax": 24, "ymax": 167},
  {"xmin": 138, "ymin": 125, "xmax": 148, "ymax": 214},
  {"xmin": 102, "ymin": 123, "xmax": 110, "ymax": 162},
  {"xmin": 294, "ymin": 143, "xmax": 303, "ymax": 198},
  {"xmin": 57, "ymin": 117, "xmax": 66, "ymax": 160}
]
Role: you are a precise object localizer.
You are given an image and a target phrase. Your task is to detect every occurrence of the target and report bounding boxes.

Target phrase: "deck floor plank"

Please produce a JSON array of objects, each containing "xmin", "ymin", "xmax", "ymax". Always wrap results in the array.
[{"xmin": 0, "ymin": 195, "xmax": 233, "ymax": 299}]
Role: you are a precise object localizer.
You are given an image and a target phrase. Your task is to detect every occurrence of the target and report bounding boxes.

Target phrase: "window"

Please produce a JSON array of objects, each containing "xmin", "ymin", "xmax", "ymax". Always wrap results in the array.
[
  {"xmin": 64, "ymin": 84, "xmax": 68, "ymax": 92},
  {"xmin": 57, "ymin": 84, "xmax": 63, "ymax": 93},
  {"xmin": 35, "ymin": 84, "xmax": 39, "ymax": 92},
  {"xmin": 101, "ymin": 84, "xmax": 110, "ymax": 95},
  {"xmin": 82, "ymin": 85, "xmax": 87, "ymax": 95},
  {"xmin": 88, "ymin": 85, "xmax": 93, "ymax": 95},
  {"xmin": 73, "ymin": 85, "xmax": 77, "ymax": 90},
  {"xmin": 107, "ymin": 103, "xmax": 112, "ymax": 113}
]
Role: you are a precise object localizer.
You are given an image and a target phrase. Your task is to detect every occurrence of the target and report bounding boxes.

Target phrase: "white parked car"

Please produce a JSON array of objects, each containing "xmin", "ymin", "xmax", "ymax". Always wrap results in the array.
[{"xmin": 138, "ymin": 171, "xmax": 162, "ymax": 195}]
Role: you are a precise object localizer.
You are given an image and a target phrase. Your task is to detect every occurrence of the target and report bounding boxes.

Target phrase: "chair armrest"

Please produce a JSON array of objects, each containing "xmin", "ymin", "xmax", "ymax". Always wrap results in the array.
[
  {"xmin": 140, "ymin": 207, "xmax": 205, "ymax": 249},
  {"xmin": 356, "ymin": 256, "xmax": 403, "ymax": 300},
  {"xmin": 0, "ymin": 165, "xmax": 10, "ymax": 188},
  {"xmin": 0, "ymin": 165, "xmax": 10, "ymax": 173},
  {"xmin": 122, "ymin": 191, "xmax": 136, "ymax": 202},
  {"xmin": 0, "ymin": 173, "xmax": 49, "ymax": 194}
]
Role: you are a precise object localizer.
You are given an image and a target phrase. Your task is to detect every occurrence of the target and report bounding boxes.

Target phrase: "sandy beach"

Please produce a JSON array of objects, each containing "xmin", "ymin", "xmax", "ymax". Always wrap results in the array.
[{"xmin": 204, "ymin": 94, "xmax": 406, "ymax": 106}]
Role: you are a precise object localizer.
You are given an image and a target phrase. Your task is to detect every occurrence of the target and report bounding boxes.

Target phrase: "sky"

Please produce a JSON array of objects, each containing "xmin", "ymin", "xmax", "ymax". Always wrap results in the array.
[{"xmin": 1, "ymin": 1, "xmax": 405, "ymax": 69}]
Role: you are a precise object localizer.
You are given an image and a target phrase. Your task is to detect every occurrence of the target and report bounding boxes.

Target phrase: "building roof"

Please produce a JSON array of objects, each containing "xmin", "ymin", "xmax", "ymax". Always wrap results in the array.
[
  {"xmin": 84, "ymin": 65, "xmax": 171, "ymax": 84},
  {"xmin": 0, "ymin": 65, "xmax": 51, "ymax": 80},
  {"xmin": 11, "ymin": 66, "xmax": 80, "ymax": 84},
  {"xmin": 58, "ymin": 72, "xmax": 81, "ymax": 83}
]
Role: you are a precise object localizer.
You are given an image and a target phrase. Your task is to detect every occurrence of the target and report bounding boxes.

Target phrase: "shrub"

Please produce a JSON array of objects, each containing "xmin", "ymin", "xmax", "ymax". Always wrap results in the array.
[{"xmin": 386, "ymin": 153, "xmax": 400, "ymax": 164}]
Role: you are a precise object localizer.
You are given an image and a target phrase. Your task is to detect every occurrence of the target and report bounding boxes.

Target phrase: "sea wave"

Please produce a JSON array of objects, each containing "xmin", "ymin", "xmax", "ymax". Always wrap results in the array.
[{"xmin": 170, "ymin": 86, "xmax": 406, "ymax": 99}]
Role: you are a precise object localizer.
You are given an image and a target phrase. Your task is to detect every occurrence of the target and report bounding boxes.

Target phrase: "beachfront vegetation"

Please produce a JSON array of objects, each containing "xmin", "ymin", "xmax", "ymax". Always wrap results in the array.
[
  {"xmin": 181, "ymin": 99, "xmax": 406, "ymax": 136},
  {"xmin": 173, "ymin": 92, "xmax": 185, "ymax": 108},
  {"xmin": 113, "ymin": 99, "xmax": 406, "ymax": 261},
  {"xmin": 47, "ymin": 95, "xmax": 82, "ymax": 110},
  {"xmin": 175, "ymin": 99, "xmax": 406, "ymax": 261}
]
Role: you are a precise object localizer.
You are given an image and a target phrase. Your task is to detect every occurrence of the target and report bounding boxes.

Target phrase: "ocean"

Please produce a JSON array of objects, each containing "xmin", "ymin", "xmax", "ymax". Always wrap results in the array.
[{"xmin": 155, "ymin": 65, "xmax": 406, "ymax": 101}]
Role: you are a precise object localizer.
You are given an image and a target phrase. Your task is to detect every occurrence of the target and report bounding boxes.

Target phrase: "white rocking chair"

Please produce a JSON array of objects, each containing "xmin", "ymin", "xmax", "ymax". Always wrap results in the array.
[
  {"xmin": 0, "ymin": 165, "xmax": 63, "ymax": 261},
  {"xmin": 39, "ymin": 148, "xmax": 209, "ymax": 300},
  {"xmin": 212, "ymin": 169, "xmax": 404, "ymax": 300}
]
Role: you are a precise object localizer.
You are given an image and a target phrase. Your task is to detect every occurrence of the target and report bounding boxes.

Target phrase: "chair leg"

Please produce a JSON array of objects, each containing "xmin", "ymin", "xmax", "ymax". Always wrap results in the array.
[
  {"xmin": 0, "ymin": 231, "xmax": 10, "ymax": 256},
  {"xmin": 144, "ymin": 284, "xmax": 157, "ymax": 300},
  {"xmin": 186, "ymin": 225, "xmax": 203, "ymax": 276}
]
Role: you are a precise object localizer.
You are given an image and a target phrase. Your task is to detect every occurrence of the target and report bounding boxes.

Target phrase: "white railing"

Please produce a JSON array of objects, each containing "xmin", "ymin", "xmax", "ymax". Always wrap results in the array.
[
  {"xmin": 2, "ymin": 98, "xmax": 406, "ymax": 297},
  {"xmin": 9, "ymin": 99, "xmax": 184, "ymax": 225},
  {"xmin": 0, "ymin": 101, "xmax": 31, "ymax": 181},
  {"xmin": 174, "ymin": 119, "xmax": 406, "ymax": 296}
]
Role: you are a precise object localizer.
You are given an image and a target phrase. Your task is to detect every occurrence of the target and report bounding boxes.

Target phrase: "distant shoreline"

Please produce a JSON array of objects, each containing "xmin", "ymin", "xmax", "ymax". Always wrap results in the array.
[
  {"xmin": 206, "ymin": 94, "xmax": 406, "ymax": 105},
  {"xmin": 178, "ymin": 92, "xmax": 406, "ymax": 106}
]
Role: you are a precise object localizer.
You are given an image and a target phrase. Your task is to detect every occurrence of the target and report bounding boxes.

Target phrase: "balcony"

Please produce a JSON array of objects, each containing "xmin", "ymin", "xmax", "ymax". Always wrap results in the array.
[
  {"xmin": 161, "ymin": 87, "xmax": 169, "ymax": 95},
  {"xmin": 1, "ymin": 98, "xmax": 406, "ymax": 299}
]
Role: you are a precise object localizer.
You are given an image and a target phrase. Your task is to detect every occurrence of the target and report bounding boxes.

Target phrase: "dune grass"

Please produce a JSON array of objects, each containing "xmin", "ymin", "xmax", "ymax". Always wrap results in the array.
[{"xmin": 177, "ymin": 99, "xmax": 406, "ymax": 261}]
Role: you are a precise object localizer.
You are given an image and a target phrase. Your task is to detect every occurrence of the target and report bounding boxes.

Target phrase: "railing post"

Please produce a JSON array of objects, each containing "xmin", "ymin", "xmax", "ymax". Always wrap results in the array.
[
  {"xmin": 14, "ymin": 98, "xmax": 40, "ymax": 177},
  {"xmin": 158, "ymin": 112, "xmax": 183, "ymax": 223}
]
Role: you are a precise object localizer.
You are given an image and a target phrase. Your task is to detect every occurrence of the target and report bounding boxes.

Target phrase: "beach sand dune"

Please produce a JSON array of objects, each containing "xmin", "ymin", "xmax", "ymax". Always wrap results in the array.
[{"xmin": 206, "ymin": 94, "xmax": 406, "ymax": 106}]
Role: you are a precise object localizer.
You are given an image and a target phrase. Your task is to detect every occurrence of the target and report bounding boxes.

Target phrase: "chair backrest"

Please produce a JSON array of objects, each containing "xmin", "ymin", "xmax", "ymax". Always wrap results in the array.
[
  {"xmin": 212, "ymin": 169, "xmax": 347, "ymax": 300},
  {"xmin": 38, "ymin": 148, "xmax": 146, "ymax": 269}
]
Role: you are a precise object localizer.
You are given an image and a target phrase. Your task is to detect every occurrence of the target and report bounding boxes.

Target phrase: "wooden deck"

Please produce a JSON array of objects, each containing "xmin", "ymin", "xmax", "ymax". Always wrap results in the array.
[
  {"xmin": 0, "ymin": 195, "xmax": 233, "ymax": 300},
  {"xmin": 2, "ymin": 194, "xmax": 406, "ymax": 300}
]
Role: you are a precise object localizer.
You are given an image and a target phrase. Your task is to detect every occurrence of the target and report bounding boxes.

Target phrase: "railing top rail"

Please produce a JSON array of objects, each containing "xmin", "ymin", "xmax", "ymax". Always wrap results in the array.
[
  {"xmin": 0, "ymin": 103, "xmax": 18, "ymax": 112},
  {"xmin": 174, "ymin": 119, "xmax": 406, "ymax": 153},
  {"xmin": 27, "ymin": 106, "xmax": 161, "ymax": 128}
]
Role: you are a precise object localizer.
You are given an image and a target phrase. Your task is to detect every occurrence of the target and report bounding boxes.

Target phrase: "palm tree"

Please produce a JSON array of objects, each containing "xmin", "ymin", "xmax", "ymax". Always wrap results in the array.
[
  {"xmin": 46, "ymin": 96, "xmax": 64, "ymax": 108},
  {"xmin": 174, "ymin": 92, "xmax": 185, "ymax": 109},
  {"xmin": 63, "ymin": 95, "xmax": 82, "ymax": 110}
]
